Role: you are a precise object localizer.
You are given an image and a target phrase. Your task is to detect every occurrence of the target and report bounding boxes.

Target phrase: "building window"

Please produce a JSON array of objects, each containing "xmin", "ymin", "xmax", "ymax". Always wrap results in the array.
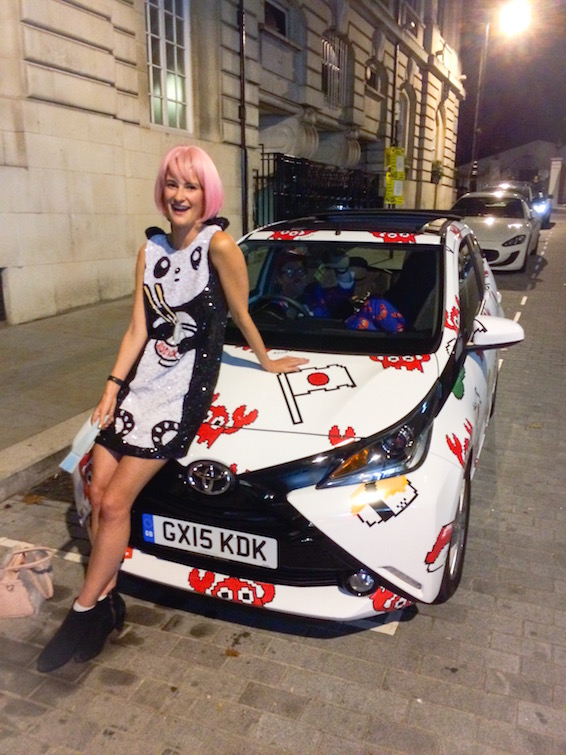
[
  {"xmin": 397, "ymin": 85, "xmax": 416, "ymax": 178},
  {"xmin": 264, "ymin": 1, "xmax": 287, "ymax": 36},
  {"xmin": 146, "ymin": 0, "xmax": 191, "ymax": 130},
  {"xmin": 401, "ymin": 1, "xmax": 421, "ymax": 37},
  {"xmin": 365, "ymin": 59, "xmax": 386, "ymax": 96},
  {"xmin": 321, "ymin": 31, "xmax": 349, "ymax": 109}
]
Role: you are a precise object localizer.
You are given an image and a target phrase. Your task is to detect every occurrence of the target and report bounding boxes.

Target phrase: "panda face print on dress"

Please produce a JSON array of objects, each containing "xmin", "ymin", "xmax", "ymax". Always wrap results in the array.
[
  {"xmin": 144, "ymin": 244, "xmax": 209, "ymax": 367},
  {"xmin": 115, "ymin": 228, "xmax": 221, "ymax": 454}
]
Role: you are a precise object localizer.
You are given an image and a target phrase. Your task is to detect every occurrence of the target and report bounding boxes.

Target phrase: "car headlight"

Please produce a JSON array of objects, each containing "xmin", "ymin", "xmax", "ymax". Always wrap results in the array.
[
  {"xmin": 317, "ymin": 390, "xmax": 437, "ymax": 489},
  {"xmin": 533, "ymin": 201, "xmax": 548, "ymax": 214},
  {"xmin": 502, "ymin": 234, "xmax": 527, "ymax": 247}
]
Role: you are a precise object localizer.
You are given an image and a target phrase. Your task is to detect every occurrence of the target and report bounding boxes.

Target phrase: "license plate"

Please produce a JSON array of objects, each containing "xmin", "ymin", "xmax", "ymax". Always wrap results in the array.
[{"xmin": 142, "ymin": 514, "xmax": 278, "ymax": 569}]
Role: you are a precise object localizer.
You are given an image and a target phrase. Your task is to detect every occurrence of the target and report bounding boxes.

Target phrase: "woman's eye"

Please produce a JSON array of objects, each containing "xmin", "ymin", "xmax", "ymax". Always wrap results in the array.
[{"xmin": 154, "ymin": 256, "xmax": 171, "ymax": 278}]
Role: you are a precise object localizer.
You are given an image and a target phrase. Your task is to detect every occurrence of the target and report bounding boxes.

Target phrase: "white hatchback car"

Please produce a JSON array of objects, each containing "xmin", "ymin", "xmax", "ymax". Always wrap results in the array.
[
  {"xmin": 451, "ymin": 190, "xmax": 540, "ymax": 272},
  {"xmin": 75, "ymin": 211, "xmax": 524, "ymax": 621}
]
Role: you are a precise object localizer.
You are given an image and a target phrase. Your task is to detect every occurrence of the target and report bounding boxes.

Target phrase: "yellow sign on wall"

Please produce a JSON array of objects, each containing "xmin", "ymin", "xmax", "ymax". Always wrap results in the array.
[
  {"xmin": 385, "ymin": 147, "xmax": 405, "ymax": 206},
  {"xmin": 386, "ymin": 146, "xmax": 406, "ymax": 179}
]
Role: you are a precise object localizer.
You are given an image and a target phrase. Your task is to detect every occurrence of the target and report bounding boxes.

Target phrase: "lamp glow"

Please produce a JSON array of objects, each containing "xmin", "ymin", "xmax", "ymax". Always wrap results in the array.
[{"xmin": 498, "ymin": 0, "xmax": 531, "ymax": 37}]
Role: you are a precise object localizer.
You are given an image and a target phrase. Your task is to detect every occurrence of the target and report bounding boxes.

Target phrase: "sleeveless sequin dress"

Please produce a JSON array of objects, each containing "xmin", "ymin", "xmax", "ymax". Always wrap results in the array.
[{"xmin": 97, "ymin": 224, "xmax": 227, "ymax": 460}]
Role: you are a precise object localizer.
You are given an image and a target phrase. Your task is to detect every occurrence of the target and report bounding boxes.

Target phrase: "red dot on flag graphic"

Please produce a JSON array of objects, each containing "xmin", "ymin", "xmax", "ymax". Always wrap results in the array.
[{"xmin": 307, "ymin": 372, "xmax": 330, "ymax": 387}]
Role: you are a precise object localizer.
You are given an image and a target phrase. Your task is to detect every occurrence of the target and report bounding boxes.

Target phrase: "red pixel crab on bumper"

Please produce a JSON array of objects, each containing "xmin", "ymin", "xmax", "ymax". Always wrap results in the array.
[{"xmin": 74, "ymin": 210, "xmax": 524, "ymax": 621}]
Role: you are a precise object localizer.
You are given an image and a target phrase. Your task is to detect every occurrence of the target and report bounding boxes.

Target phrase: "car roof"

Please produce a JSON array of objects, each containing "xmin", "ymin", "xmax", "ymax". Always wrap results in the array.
[{"xmin": 245, "ymin": 210, "xmax": 465, "ymax": 239}]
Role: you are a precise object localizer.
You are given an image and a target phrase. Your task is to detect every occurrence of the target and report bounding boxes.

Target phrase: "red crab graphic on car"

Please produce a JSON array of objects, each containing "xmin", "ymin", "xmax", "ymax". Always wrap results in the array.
[
  {"xmin": 188, "ymin": 569, "xmax": 275, "ymax": 606},
  {"xmin": 268, "ymin": 230, "xmax": 317, "ymax": 241},
  {"xmin": 370, "ymin": 354, "xmax": 431, "ymax": 372},
  {"xmin": 371, "ymin": 586, "xmax": 413, "ymax": 612},
  {"xmin": 371, "ymin": 232, "xmax": 417, "ymax": 243},
  {"xmin": 195, "ymin": 392, "xmax": 258, "ymax": 448}
]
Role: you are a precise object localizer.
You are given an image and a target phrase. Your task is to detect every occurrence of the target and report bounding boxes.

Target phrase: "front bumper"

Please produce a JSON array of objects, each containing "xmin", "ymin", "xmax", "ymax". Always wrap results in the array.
[{"xmin": 126, "ymin": 462, "xmax": 415, "ymax": 620}]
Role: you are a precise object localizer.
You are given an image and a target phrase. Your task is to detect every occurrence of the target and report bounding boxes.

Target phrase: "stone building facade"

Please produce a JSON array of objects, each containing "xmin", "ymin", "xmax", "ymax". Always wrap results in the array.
[{"xmin": 0, "ymin": 0, "xmax": 465, "ymax": 325}]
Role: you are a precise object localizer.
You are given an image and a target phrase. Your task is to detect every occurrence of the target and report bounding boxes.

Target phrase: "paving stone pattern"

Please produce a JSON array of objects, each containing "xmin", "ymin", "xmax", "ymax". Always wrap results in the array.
[{"xmin": 1, "ymin": 217, "xmax": 565, "ymax": 754}]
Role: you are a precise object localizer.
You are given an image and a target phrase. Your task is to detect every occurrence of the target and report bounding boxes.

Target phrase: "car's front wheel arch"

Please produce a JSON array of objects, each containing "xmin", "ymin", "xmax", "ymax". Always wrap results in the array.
[{"xmin": 433, "ymin": 458, "xmax": 472, "ymax": 604}]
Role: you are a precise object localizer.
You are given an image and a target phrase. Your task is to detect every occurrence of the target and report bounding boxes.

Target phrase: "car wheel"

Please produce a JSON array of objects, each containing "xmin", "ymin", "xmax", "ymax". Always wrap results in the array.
[
  {"xmin": 434, "ymin": 463, "xmax": 471, "ymax": 604},
  {"xmin": 519, "ymin": 248, "xmax": 528, "ymax": 273},
  {"xmin": 489, "ymin": 378, "xmax": 498, "ymax": 418}
]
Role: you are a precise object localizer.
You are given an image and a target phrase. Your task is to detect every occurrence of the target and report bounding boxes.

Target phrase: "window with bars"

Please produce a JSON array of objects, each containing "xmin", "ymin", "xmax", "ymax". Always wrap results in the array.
[
  {"xmin": 145, "ymin": 0, "xmax": 191, "ymax": 130},
  {"xmin": 321, "ymin": 31, "xmax": 349, "ymax": 109}
]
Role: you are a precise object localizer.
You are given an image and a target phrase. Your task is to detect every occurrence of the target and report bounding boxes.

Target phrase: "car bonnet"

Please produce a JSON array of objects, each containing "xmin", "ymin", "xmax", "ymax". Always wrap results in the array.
[
  {"xmin": 178, "ymin": 345, "xmax": 442, "ymax": 473},
  {"xmin": 460, "ymin": 215, "xmax": 529, "ymax": 243}
]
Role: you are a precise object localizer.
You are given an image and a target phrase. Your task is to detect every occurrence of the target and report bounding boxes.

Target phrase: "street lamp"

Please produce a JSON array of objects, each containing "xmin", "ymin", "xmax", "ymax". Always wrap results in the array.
[{"xmin": 468, "ymin": 0, "xmax": 531, "ymax": 191}]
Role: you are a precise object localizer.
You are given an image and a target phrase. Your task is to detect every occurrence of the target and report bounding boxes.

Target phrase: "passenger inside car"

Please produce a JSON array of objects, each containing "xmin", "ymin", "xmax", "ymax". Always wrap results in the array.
[{"xmin": 269, "ymin": 247, "xmax": 407, "ymax": 333}]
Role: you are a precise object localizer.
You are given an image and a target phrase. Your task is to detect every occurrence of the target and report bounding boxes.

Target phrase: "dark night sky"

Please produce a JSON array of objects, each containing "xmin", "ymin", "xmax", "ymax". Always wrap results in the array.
[{"xmin": 456, "ymin": 0, "xmax": 566, "ymax": 165}]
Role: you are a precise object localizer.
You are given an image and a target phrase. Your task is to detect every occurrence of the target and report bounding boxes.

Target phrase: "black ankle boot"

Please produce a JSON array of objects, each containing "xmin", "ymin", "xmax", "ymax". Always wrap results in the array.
[
  {"xmin": 37, "ymin": 600, "xmax": 108, "ymax": 673},
  {"xmin": 73, "ymin": 589, "xmax": 126, "ymax": 663}
]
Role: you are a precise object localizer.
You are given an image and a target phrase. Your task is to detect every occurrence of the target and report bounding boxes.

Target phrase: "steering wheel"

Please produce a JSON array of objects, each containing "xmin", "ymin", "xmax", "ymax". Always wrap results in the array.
[{"xmin": 256, "ymin": 295, "xmax": 311, "ymax": 319}]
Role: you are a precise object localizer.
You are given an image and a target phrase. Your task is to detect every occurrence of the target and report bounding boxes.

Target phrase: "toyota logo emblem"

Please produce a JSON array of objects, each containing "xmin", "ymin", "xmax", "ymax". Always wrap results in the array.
[{"xmin": 186, "ymin": 460, "xmax": 235, "ymax": 496}]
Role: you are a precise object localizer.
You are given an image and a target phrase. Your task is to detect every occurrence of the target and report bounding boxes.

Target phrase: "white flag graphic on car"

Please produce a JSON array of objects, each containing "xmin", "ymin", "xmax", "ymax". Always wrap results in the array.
[{"xmin": 278, "ymin": 364, "xmax": 356, "ymax": 425}]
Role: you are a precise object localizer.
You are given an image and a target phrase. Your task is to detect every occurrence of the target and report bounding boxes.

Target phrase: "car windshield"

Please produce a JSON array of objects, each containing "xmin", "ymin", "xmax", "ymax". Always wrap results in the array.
[
  {"xmin": 225, "ymin": 240, "xmax": 444, "ymax": 355},
  {"xmin": 452, "ymin": 196, "xmax": 525, "ymax": 219},
  {"xmin": 486, "ymin": 183, "xmax": 531, "ymax": 202}
]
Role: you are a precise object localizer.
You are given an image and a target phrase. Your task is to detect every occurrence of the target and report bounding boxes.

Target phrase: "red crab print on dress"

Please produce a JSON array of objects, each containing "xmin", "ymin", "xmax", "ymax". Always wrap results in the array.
[
  {"xmin": 370, "ymin": 354, "xmax": 431, "ymax": 372},
  {"xmin": 446, "ymin": 419, "xmax": 473, "ymax": 467},
  {"xmin": 188, "ymin": 569, "xmax": 275, "ymax": 607},
  {"xmin": 195, "ymin": 392, "xmax": 258, "ymax": 448},
  {"xmin": 370, "ymin": 586, "xmax": 413, "ymax": 612}
]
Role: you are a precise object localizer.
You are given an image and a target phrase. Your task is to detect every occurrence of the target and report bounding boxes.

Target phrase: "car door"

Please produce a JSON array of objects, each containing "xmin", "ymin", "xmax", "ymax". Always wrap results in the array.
[{"xmin": 457, "ymin": 236, "xmax": 498, "ymax": 465}]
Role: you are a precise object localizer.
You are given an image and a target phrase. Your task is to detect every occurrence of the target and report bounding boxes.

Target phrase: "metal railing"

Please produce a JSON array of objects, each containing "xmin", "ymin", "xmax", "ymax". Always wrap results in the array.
[{"xmin": 253, "ymin": 150, "xmax": 383, "ymax": 227}]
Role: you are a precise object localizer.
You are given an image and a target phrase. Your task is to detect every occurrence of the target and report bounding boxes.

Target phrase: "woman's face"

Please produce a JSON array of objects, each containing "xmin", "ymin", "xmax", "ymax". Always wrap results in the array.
[{"xmin": 163, "ymin": 168, "xmax": 204, "ymax": 229}]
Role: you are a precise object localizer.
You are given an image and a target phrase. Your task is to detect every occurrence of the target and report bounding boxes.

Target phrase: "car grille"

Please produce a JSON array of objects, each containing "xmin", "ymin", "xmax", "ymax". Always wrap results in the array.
[{"xmin": 129, "ymin": 462, "xmax": 367, "ymax": 587}]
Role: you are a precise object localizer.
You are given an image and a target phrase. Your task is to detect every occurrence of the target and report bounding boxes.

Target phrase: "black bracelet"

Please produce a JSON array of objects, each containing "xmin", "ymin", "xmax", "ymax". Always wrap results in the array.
[{"xmin": 107, "ymin": 375, "xmax": 125, "ymax": 388}]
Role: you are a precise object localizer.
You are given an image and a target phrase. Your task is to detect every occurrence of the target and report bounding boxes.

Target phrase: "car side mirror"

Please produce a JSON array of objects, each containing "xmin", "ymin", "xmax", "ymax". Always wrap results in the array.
[{"xmin": 466, "ymin": 314, "xmax": 524, "ymax": 351}]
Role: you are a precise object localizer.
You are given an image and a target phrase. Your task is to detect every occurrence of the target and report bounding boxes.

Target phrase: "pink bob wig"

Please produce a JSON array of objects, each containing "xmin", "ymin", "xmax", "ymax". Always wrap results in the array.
[{"xmin": 154, "ymin": 145, "xmax": 224, "ymax": 221}]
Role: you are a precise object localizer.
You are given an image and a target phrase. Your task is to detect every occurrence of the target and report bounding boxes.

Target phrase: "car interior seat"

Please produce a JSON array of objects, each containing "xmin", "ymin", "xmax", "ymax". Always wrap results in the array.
[{"xmin": 386, "ymin": 250, "xmax": 437, "ymax": 328}]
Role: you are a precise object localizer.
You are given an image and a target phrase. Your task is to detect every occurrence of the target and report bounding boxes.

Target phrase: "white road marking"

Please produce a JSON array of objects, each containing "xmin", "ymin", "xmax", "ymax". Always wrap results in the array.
[{"xmin": 0, "ymin": 537, "xmax": 88, "ymax": 564}]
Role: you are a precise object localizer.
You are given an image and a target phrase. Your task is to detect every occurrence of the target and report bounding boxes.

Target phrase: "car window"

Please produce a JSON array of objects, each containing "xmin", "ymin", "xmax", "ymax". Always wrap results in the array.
[
  {"xmin": 225, "ymin": 240, "xmax": 444, "ymax": 355},
  {"xmin": 453, "ymin": 196, "xmax": 525, "ymax": 219},
  {"xmin": 458, "ymin": 238, "xmax": 483, "ymax": 338}
]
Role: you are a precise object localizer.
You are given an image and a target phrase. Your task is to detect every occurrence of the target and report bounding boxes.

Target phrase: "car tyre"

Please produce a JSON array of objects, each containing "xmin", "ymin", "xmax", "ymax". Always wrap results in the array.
[
  {"xmin": 434, "ymin": 462, "xmax": 471, "ymax": 604},
  {"xmin": 490, "ymin": 378, "xmax": 498, "ymax": 418},
  {"xmin": 519, "ymin": 248, "xmax": 528, "ymax": 273}
]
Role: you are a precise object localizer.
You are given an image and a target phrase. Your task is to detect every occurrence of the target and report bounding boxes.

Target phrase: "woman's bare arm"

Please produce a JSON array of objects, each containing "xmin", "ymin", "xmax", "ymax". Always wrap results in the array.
[
  {"xmin": 92, "ymin": 245, "xmax": 149, "ymax": 427},
  {"xmin": 210, "ymin": 231, "xmax": 308, "ymax": 373}
]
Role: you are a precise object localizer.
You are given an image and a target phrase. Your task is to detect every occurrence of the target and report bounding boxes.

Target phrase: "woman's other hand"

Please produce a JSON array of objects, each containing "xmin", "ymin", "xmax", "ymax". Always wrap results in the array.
[
  {"xmin": 262, "ymin": 355, "xmax": 309, "ymax": 373},
  {"xmin": 92, "ymin": 384, "xmax": 120, "ymax": 429}
]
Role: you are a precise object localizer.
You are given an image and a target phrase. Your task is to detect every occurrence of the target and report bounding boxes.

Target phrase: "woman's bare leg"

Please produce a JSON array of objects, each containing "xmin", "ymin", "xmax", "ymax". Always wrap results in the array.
[
  {"xmin": 78, "ymin": 454, "xmax": 166, "ymax": 607},
  {"xmin": 88, "ymin": 444, "xmax": 121, "ymax": 595}
]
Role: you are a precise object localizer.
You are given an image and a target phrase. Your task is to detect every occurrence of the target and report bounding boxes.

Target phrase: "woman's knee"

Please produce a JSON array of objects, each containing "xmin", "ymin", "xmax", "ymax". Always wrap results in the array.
[
  {"xmin": 92, "ymin": 488, "xmax": 133, "ymax": 524},
  {"xmin": 88, "ymin": 480, "xmax": 106, "ymax": 513}
]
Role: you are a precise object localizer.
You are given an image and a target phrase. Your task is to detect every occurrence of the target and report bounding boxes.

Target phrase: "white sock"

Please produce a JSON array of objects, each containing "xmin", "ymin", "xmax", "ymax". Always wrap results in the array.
[{"xmin": 73, "ymin": 600, "xmax": 96, "ymax": 612}]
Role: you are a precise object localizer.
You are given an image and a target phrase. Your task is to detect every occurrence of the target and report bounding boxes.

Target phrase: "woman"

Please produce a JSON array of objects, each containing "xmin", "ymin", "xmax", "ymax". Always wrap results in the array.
[{"xmin": 37, "ymin": 145, "xmax": 307, "ymax": 673}]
